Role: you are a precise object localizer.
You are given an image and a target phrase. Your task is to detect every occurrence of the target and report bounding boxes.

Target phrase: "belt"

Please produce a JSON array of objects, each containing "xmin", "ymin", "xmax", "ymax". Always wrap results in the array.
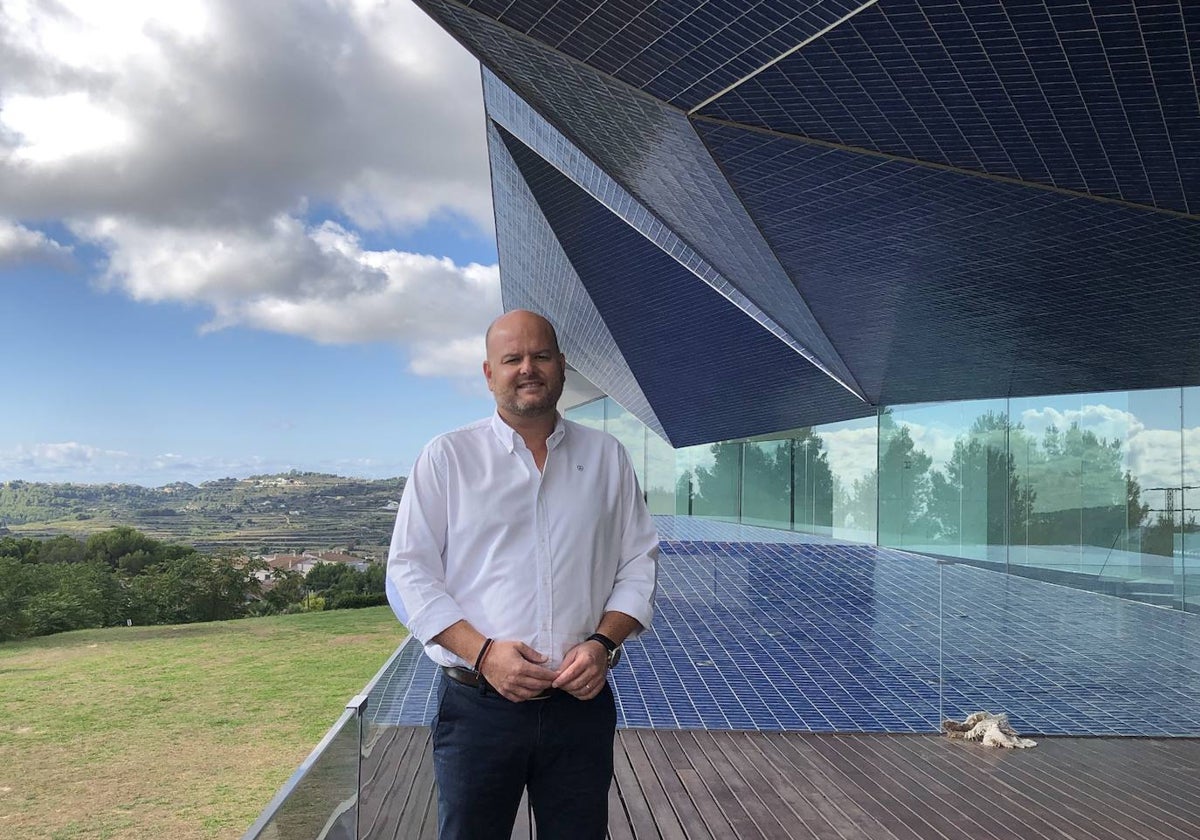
[{"xmin": 442, "ymin": 666, "xmax": 556, "ymax": 700}]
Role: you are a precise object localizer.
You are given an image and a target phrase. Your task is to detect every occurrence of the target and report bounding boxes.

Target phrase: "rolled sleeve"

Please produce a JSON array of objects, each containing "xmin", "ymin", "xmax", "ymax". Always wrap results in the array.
[
  {"xmin": 603, "ymin": 446, "xmax": 659, "ymax": 635},
  {"xmin": 386, "ymin": 441, "xmax": 466, "ymax": 644}
]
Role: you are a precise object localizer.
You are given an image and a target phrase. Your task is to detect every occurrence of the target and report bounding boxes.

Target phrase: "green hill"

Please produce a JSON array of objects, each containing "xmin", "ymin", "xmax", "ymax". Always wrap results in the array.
[{"xmin": 0, "ymin": 472, "xmax": 405, "ymax": 556}]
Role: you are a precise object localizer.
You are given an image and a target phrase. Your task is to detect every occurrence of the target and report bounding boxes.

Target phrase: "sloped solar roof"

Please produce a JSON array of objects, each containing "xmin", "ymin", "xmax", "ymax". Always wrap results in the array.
[{"xmin": 418, "ymin": 0, "xmax": 1200, "ymax": 444}]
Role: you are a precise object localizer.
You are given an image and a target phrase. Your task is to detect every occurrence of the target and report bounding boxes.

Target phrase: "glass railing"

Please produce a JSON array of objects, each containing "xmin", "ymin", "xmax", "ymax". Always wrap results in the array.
[
  {"xmin": 241, "ymin": 695, "xmax": 365, "ymax": 840},
  {"xmin": 243, "ymin": 638, "xmax": 431, "ymax": 840}
]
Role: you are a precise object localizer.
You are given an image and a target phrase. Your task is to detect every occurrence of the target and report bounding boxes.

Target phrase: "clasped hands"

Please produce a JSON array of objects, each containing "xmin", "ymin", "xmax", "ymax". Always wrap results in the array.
[{"xmin": 479, "ymin": 638, "xmax": 608, "ymax": 702}]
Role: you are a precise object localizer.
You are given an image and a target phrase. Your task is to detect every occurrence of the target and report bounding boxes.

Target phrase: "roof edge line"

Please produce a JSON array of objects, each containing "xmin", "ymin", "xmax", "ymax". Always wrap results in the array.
[
  {"xmin": 690, "ymin": 114, "xmax": 1200, "ymax": 223},
  {"xmin": 686, "ymin": 0, "xmax": 881, "ymax": 116}
]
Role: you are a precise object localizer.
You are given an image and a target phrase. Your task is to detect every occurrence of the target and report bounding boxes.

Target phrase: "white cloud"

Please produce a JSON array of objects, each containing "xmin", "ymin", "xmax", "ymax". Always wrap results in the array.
[
  {"xmin": 819, "ymin": 424, "xmax": 878, "ymax": 485},
  {"xmin": 81, "ymin": 215, "xmax": 501, "ymax": 377},
  {"xmin": 0, "ymin": 0, "xmax": 491, "ymax": 230},
  {"xmin": 1020, "ymin": 404, "xmax": 1144, "ymax": 445},
  {"xmin": 0, "ymin": 219, "xmax": 72, "ymax": 266},
  {"xmin": 1, "ymin": 0, "xmax": 498, "ymax": 379}
]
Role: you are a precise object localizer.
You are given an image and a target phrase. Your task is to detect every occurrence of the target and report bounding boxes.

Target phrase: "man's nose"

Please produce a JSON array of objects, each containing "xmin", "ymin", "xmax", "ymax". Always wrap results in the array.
[{"xmin": 518, "ymin": 356, "xmax": 533, "ymax": 374}]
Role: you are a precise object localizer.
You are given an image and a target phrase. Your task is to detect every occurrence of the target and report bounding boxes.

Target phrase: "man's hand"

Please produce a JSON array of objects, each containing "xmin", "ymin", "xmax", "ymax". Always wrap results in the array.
[
  {"xmin": 552, "ymin": 640, "xmax": 608, "ymax": 700},
  {"xmin": 478, "ymin": 640, "xmax": 557, "ymax": 702}
]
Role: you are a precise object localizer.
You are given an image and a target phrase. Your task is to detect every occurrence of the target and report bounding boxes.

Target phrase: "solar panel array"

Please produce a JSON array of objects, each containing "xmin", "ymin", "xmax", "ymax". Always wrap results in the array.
[
  {"xmin": 462, "ymin": 0, "xmax": 872, "ymax": 109},
  {"xmin": 697, "ymin": 0, "xmax": 1200, "ymax": 215},
  {"xmin": 368, "ymin": 519, "xmax": 1200, "ymax": 735}
]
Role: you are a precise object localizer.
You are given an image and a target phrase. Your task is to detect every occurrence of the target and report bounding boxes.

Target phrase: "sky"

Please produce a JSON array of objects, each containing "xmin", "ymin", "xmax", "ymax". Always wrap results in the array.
[
  {"xmin": 1, "ymin": 0, "xmax": 1194, "ymax": 494},
  {"xmin": 1, "ymin": 0, "xmax": 502, "ymax": 486}
]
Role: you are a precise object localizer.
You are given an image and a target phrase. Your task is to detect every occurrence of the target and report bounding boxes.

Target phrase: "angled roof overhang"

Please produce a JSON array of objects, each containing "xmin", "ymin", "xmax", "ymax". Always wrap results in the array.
[{"xmin": 416, "ymin": 0, "xmax": 1200, "ymax": 446}]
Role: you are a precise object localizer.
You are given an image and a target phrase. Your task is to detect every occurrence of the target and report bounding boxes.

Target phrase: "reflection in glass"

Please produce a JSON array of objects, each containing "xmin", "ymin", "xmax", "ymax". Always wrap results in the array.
[
  {"xmin": 821, "ymin": 415, "xmax": 877, "ymax": 543},
  {"xmin": 792, "ymin": 431, "xmax": 832, "ymax": 536},
  {"xmin": 645, "ymin": 428, "xmax": 676, "ymax": 515},
  {"xmin": 690, "ymin": 441, "xmax": 741, "ymax": 521},
  {"xmin": 742, "ymin": 438, "xmax": 792, "ymax": 528},
  {"xmin": 605, "ymin": 399, "xmax": 647, "ymax": 487},
  {"xmin": 566, "ymin": 396, "xmax": 605, "ymax": 431},
  {"xmin": 247, "ymin": 710, "xmax": 360, "ymax": 840}
]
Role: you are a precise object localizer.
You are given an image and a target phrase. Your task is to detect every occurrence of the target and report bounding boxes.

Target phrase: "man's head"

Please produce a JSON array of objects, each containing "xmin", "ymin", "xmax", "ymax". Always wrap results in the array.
[{"xmin": 483, "ymin": 310, "xmax": 566, "ymax": 421}]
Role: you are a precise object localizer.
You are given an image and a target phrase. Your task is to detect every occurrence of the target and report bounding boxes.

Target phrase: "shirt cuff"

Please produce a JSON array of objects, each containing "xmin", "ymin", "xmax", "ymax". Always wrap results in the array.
[
  {"xmin": 406, "ymin": 593, "xmax": 465, "ymax": 645},
  {"xmin": 603, "ymin": 588, "xmax": 654, "ymax": 639}
]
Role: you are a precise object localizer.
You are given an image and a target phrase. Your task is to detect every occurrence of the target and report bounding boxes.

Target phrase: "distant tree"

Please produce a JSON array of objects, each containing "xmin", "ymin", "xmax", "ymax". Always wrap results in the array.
[
  {"xmin": 0, "ymin": 536, "xmax": 39, "ymax": 562},
  {"xmin": 261, "ymin": 568, "xmax": 306, "ymax": 613},
  {"xmin": 1024, "ymin": 421, "xmax": 1136, "ymax": 549},
  {"xmin": 305, "ymin": 561, "xmax": 353, "ymax": 594},
  {"xmin": 0, "ymin": 557, "xmax": 30, "ymax": 640},
  {"xmin": 37, "ymin": 535, "xmax": 87, "ymax": 564},
  {"xmin": 22, "ymin": 561, "xmax": 126, "ymax": 636},
  {"xmin": 692, "ymin": 443, "xmax": 743, "ymax": 519},
  {"xmin": 129, "ymin": 554, "xmax": 262, "ymax": 625},
  {"xmin": 85, "ymin": 526, "xmax": 160, "ymax": 569}
]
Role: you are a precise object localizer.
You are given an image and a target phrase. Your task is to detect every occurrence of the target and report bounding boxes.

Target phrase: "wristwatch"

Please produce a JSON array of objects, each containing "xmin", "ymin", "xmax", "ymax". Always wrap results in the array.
[{"xmin": 586, "ymin": 633, "xmax": 622, "ymax": 668}]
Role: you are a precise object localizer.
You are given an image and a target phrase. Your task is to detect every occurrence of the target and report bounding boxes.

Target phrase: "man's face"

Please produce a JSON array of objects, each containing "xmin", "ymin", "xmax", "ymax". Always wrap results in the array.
[{"xmin": 483, "ymin": 313, "xmax": 566, "ymax": 420}]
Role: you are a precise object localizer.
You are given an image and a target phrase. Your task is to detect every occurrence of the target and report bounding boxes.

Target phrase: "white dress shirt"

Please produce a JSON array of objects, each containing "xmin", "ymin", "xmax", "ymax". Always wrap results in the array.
[{"xmin": 386, "ymin": 412, "xmax": 659, "ymax": 668}]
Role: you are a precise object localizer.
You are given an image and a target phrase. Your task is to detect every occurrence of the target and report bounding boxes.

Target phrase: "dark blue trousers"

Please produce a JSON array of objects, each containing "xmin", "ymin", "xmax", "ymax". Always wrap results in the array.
[{"xmin": 431, "ymin": 673, "xmax": 616, "ymax": 840}]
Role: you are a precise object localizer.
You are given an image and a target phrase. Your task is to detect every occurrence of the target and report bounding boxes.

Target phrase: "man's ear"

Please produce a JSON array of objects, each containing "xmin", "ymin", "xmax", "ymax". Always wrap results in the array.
[{"xmin": 483, "ymin": 359, "xmax": 494, "ymax": 391}]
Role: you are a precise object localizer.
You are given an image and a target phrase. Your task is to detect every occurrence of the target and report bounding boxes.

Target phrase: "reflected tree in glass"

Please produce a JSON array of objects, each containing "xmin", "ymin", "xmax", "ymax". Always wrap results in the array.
[
  {"xmin": 1026, "ymin": 422, "xmax": 1147, "ymax": 553},
  {"xmin": 928, "ymin": 412, "xmax": 1036, "ymax": 548},
  {"xmin": 793, "ymin": 430, "xmax": 834, "ymax": 534},
  {"xmin": 742, "ymin": 439, "xmax": 792, "ymax": 528},
  {"xmin": 876, "ymin": 413, "xmax": 934, "ymax": 547},
  {"xmin": 692, "ymin": 442, "xmax": 742, "ymax": 521}
]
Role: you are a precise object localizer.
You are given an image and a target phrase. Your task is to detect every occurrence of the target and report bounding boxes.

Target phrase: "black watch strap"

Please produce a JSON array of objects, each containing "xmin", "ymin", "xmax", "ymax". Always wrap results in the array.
[{"xmin": 586, "ymin": 633, "xmax": 617, "ymax": 653}]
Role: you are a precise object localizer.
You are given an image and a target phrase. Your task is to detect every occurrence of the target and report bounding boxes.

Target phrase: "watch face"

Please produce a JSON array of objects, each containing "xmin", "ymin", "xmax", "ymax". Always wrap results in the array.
[{"xmin": 608, "ymin": 646, "xmax": 622, "ymax": 669}]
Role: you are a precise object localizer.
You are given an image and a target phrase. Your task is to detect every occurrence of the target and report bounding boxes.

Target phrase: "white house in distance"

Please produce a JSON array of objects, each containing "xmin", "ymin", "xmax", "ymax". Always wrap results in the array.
[{"xmin": 255, "ymin": 550, "xmax": 370, "ymax": 582}]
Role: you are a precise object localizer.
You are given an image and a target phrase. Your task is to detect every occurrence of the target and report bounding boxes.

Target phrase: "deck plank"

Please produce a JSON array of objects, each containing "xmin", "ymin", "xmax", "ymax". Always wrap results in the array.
[
  {"xmin": 359, "ymin": 727, "xmax": 1200, "ymax": 840},
  {"xmin": 653, "ymin": 730, "xmax": 736, "ymax": 839}
]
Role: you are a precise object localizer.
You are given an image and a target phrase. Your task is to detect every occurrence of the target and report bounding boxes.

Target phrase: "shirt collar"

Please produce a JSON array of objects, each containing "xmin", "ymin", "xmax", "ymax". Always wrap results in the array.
[{"xmin": 489, "ymin": 411, "xmax": 567, "ymax": 453}]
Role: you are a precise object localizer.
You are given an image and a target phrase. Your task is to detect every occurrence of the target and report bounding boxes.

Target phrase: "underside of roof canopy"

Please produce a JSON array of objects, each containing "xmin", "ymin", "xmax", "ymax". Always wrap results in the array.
[{"xmin": 416, "ymin": 0, "xmax": 1200, "ymax": 447}]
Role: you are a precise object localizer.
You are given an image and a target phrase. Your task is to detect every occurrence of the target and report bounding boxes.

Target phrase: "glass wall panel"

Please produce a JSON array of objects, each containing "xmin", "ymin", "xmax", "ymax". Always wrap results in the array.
[
  {"xmin": 792, "ymin": 431, "xmax": 832, "ymax": 537},
  {"xmin": 1184, "ymin": 387, "xmax": 1200, "ymax": 611},
  {"xmin": 566, "ymin": 397, "xmax": 606, "ymax": 431},
  {"xmin": 877, "ymin": 405, "xmax": 938, "ymax": 551},
  {"xmin": 644, "ymin": 429, "xmax": 676, "ymax": 515},
  {"xmin": 816, "ymin": 415, "xmax": 878, "ymax": 544},
  {"xmin": 688, "ymin": 441, "xmax": 741, "ymax": 522},
  {"xmin": 604, "ymin": 400, "xmax": 647, "ymax": 487},
  {"xmin": 742, "ymin": 438, "xmax": 792, "ymax": 528},
  {"xmin": 1009, "ymin": 393, "xmax": 1085, "ymax": 573},
  {"xmin": 1009, "ymin": 389, "xmax": 1183, "ymax": 597}
]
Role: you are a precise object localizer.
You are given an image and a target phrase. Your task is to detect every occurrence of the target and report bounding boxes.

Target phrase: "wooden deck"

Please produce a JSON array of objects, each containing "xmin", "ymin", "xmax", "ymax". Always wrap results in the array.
[{"xmin": 359, "ymin": 726, "xmax": 1200, "ymax": 839}]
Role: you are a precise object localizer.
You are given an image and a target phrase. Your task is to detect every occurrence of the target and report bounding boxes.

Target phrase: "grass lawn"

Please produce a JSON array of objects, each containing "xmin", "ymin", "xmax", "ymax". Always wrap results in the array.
[{"xmin": 0, "ymin": 607, "xmax": 407, "ymax": 840}]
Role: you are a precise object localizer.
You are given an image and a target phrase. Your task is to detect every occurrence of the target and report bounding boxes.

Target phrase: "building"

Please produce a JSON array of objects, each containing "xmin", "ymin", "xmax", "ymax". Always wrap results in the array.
[{"xmin": 410, "ymin": 0, "xmax": 1200, "ymax": 610}]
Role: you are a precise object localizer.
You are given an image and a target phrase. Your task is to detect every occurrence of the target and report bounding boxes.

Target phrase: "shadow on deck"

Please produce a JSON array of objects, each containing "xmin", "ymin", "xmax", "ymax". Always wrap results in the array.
[{"xmin": 360, "ymin": 725, "xmax": 1200, "ymax": 839}]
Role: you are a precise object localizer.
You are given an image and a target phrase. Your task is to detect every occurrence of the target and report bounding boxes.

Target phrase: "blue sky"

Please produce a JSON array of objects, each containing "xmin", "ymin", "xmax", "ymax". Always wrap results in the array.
[{"xmin": 0, "ymin": 0, "xmax": 502, "ymax": 486}]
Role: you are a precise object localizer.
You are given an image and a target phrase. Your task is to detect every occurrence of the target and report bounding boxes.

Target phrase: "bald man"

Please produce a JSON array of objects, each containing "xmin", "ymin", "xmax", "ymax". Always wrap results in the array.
[{"xmin": 386, "ymin": 310, "xmax": 659, "ymax": 840}]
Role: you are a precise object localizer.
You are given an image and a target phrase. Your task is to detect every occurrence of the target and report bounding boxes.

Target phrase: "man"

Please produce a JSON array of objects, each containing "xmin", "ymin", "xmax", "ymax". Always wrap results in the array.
[{"xmin": 386, "ymin": 309, "xmax": 658, "ymax": 840}]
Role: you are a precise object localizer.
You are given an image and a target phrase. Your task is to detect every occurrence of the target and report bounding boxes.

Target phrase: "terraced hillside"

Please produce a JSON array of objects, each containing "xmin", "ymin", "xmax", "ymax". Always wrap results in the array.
[{"xmin": 0, "ymin": 472, "xmax": 405, "ymax": 556}]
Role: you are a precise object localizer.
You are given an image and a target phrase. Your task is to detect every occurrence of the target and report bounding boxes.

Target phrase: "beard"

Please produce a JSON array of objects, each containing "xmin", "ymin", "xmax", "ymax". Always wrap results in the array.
[{"xmin": 499, "ymin": 376, "xmax": 564, "ymax": 417}]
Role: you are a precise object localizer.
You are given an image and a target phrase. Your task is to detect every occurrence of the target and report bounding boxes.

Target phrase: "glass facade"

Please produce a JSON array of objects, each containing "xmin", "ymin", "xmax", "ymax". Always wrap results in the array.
[{"xmin": 567, "ymin": 386, "xmax": 1200, "ymax": 611}]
